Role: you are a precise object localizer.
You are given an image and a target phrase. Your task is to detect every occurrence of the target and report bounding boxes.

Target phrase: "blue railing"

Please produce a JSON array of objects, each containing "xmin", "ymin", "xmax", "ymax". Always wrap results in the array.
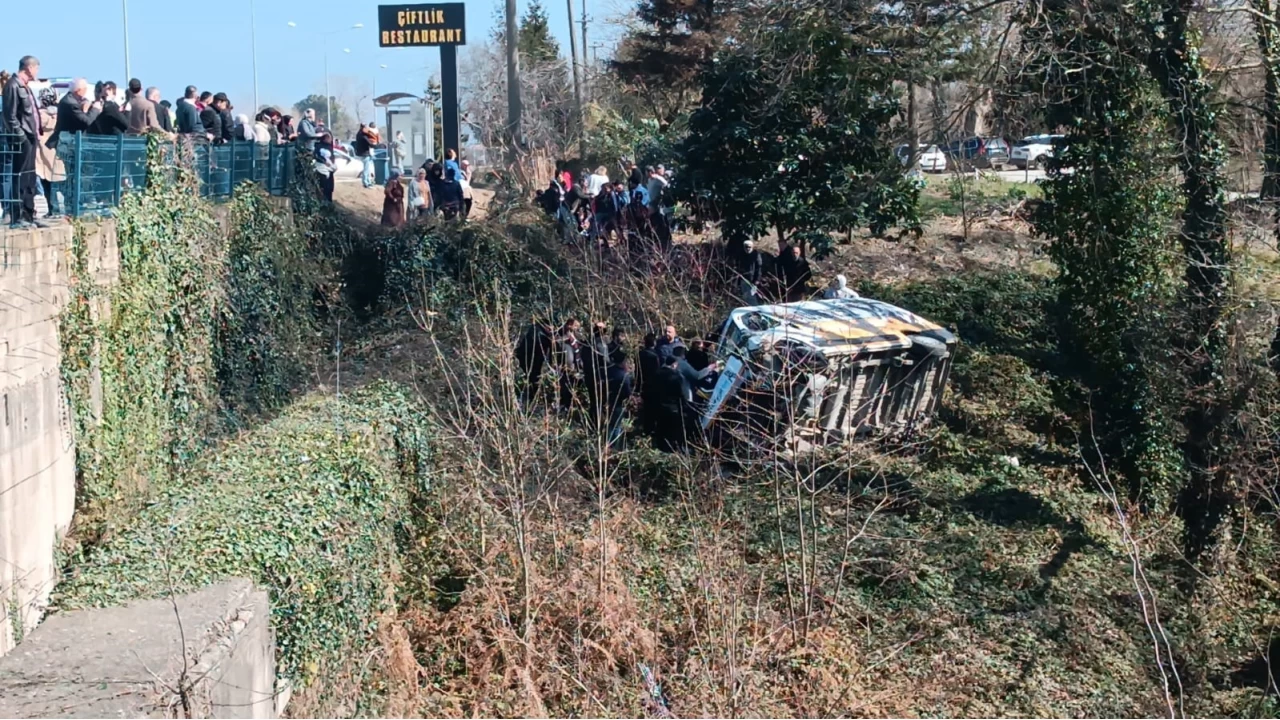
[{"xmin": 1, "ymin": 132, "xmax": 297, "ymax": 223}]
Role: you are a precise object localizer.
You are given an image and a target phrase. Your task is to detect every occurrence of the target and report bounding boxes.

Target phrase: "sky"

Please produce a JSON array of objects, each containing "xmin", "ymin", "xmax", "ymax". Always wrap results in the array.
[{"xmin": 7, "ymin": 0, "xmax": 628, "ymax": 119}]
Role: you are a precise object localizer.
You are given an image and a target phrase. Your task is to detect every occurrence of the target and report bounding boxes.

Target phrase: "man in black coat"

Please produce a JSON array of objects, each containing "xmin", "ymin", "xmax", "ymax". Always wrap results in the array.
[
  {"xmin": 176, "ymin": 86, "xmax": 200, "ymax": 134},
  {"xmin": 88, "ymin": 81, "xmax": 129, "ymax": 136},
  {"xmin": 3, "ymin": 55, "xmax": 45, "ymax": 228},
  {"xmin": 776, "ymin": 244, "xmax": 813, "ymax": 302},
  {"xmin": 47, "ymin": 78, "xmax": 98, "ymax": 150},
  {"xmin": 651, "ymin": 355, "xmax": 694, "ymax": 452},
  {"xmin": 200, "ymin": 94, "xmax": 226, "ymax": 143},
  {"xmin": 605, "ymin": 355, "xmax": 635, "ymax": 446},
  {"xmin": 216, "ymin": 93, "xmax": 234, "ymax": 143},
  {"xmin": 515, "ymin": 320, "xmax": 554, "ymax": 406},
  {"xmin": 578, "ymin": 322, "xmax": 611, "ymax": 427}
]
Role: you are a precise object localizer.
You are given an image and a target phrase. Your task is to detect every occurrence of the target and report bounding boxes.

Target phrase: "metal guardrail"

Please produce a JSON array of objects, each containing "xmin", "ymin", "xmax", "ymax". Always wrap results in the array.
[{"xmin": 1, "ymin": 132, "xmax": 297, "ymax": 223}]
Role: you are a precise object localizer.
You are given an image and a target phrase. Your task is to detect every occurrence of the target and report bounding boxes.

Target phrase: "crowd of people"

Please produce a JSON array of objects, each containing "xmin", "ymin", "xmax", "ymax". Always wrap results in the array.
[
  {"xmin": 515, "ymin": 318, "xmax": 724, "ymax": 451},
  {"xmin": 379, "ymin": 148, "xmax": 474, "ymax": 227},
  {"xmin": 538, "ymin": 159, "xmax": 674, "ymax": 253},
  {"xmin": 2, "ymin": 53, "xmax": 430, "ymax": 228}
]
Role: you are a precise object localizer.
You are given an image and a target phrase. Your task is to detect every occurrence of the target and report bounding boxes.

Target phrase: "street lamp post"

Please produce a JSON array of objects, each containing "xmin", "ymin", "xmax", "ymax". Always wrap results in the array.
[
  {"xmin": 122, "ymin": 0, "xmax": 131, "ymax": 80},
  {"xmin": 288, "ymin": 21, "xmax": 363, "ymax": 131},
  {"xmin": 373, "ymin": 64, "xmax": 388, "ymax": 127},
  {"xmin": 251, "ymin": 0, "xmax": 259, "ymax": 112}
]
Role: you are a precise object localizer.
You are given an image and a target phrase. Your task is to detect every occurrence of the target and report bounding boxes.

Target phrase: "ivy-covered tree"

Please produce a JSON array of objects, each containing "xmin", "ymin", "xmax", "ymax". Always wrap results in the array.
[
  {"xmin": 678, "ymin": 7, "xmax": 920, "ymax": 257},
  {"xmin": 1026, "ymin": 0, "xmax": 1184, "ymax": 505},
  {"xmin": 1143, "ymin": 0, "xmax": 1239, "ymax": 563}
]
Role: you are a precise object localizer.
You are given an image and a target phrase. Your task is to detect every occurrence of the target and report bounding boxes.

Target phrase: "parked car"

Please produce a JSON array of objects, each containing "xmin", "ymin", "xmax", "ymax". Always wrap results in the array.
[
  {"xmin": 944, "ymin": 136, "xmax": 1011, "ymax": 170},
  {"xmin": 1010, "ymin": 134, "xmax": 1063, "ymax": 170},
  {"xmin": 895, "ymin": 143, "xmax": 947, "ymax": 173}
]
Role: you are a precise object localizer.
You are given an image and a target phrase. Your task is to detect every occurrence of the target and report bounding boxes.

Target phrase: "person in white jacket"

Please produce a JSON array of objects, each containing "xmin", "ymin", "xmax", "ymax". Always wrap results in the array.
[{"xmin": 822, "ymin": 274, "xmax": 859, "ymax": 300}]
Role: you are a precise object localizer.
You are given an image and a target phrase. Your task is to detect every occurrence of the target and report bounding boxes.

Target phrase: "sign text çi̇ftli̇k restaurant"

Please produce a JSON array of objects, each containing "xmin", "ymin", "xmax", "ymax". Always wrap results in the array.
[{"xmin": 378, "ymin": 3, "xmax": 467, "ymax": 47}]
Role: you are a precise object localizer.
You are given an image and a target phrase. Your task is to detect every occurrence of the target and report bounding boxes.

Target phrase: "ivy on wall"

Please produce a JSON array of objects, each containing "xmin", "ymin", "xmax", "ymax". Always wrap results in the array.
[
  {"xmin": 59, "ymin": 138, "xmax": 324, "ymax": 540},
  {"xmin": 55, "ymin": 382, "xmax": 431, "ymax": 700}
]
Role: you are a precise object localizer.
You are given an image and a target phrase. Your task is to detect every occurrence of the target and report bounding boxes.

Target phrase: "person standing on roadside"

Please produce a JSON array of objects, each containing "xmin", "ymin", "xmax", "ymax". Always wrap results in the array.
[
  {"xmin": 459, "ymin": 159, "xmax": 474, "ymax": 219},
  {"xmin": 47, "ymin": 78, "xmax": 98, "ymax": 150},
  {"xmin": 3, "ymin": 56, "xmax": 47, "ymax": 228},
  {"xmin": 215, "ymin": 94, "xmax": 234, "ymax": 144},
  {"xmin": 354, "ymin": 122, "xmax": 374, "ymax": 188},
  {"xmin": 200, "ymin": 93, "xmax": 226, "ymax": 143},
  {"xmin": 176, "ymin": 86, "xmax": 200, "ymax": 134},
  {"xmin": 127, "ymin": 85, "xmax": 164, "ymax": 134},
  {"xmin": 296, "ymin": 108, "xmax": 321, "ymax": 151}
]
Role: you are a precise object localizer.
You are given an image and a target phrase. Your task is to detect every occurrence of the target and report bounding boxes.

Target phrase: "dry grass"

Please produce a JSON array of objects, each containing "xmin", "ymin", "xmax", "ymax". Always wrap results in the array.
[{"xmin": 325, "ymin": 204, "xmax": 1280, "ymax": 718}]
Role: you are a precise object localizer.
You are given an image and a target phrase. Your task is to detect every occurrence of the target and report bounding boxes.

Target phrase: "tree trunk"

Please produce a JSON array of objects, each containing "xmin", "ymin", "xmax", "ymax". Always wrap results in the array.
[
  {"xmin": 565, "ymin": 0, "xmax": 584, "ymax": 155},
  {"xmin": 1147, "ymin": 0, "xmax": 1237, "ymax": 566},
  {"xmin": 505, "ymin": 0, "xmax": 522, "ymax": 159},
  {"xmin": 1250, "ymin": 0, "xmax": 1280, "ymax": 244},
  {"xmin": 907, "ymin": 75, "xmax": 919, "ymax": 168}
]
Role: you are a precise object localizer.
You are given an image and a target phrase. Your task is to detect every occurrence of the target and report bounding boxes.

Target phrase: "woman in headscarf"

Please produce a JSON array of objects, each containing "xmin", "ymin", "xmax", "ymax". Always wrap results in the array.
[
  {"xmin": 252, "ymin": 112, "xmax": 272, "ymax": 144},
  {"xmin": 235, "ymin": 114, "xmax": 255, "ymax": 142},
  {"xmin": 381, "ymin": 169, "xmax": 405, "ymax": 226},
  {"xmin": 822, "ymin": 274, "xmax": 859, "ymax": 300}
]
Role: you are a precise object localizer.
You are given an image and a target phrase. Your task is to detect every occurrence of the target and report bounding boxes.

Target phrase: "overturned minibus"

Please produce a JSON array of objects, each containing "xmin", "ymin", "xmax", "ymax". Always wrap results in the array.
[{"xmin": 701, "ymin": 297, "xmax": 957, "ymax": 446}]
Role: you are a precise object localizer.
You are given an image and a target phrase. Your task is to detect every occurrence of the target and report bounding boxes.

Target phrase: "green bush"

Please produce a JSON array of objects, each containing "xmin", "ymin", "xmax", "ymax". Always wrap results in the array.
[{"xmin": 55, "ymin": 382, "xmax": 431, "ymax": 688}]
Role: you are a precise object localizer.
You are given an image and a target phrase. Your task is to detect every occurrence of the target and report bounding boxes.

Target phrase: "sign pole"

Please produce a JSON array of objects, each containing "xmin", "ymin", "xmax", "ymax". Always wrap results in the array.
[
  {"xmin": 378, "ymin": 3, "xmax": 466, "ymax": 157},
  {"xmin": 440, "ymin": 44, "xmax": 460, "ymax": 156}
]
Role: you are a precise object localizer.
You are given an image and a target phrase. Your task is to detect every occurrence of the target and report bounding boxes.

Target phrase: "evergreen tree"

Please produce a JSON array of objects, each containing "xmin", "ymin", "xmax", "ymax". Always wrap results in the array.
[
  {"xmin": 678, "ymin": 6, "xmax": 920, "ymax": 257},
  {"xmin": 610, "ymin": 0, "xmax": 734, "ymax": 129},
  {"xmin": 519, "ymin": 0, "xmax": 562, "ymax": 67}
]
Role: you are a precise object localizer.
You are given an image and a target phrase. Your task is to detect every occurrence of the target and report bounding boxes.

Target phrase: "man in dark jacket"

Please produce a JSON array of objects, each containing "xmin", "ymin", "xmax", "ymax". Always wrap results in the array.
[
  {"xmin": 655, "ymin": 325, "xmax": 685, "ymax": 364},
  {"xmin": 635, "ymin": 332, "xmax": 660, "ymax": 431},
  {"xmin": 776, "ymin": 244, "xmax": 813, "ymax": 302},
  {"xmin": 555, "ymin": 318, "xmax": 582, "ymax": 413},
  {"xmin": 515, "ymin": 320, "xmax": 554, "ymax": 406},
  {"xmin": 200, "ymin": 96, "xmax": 225, "ymax": 142},
  {"xmin": 47, "ymin": 78, "xmax": 98, "ymax": 150},
  {"xmin": 88, "ymin": 83, "xmax": 130, "ymax": 136},
  {"xmin": 605, "ymin": 355, "xmax": 634, "ymax": 446},
  {"xmin": 215, "ymin": 93, "xmax": 234, "ymax": 143},
  {"xmin": 651, "ymin": 355, "xmax": 693, "ymax": 452},
  {"xmin": 578, "ymin": 322, "xmax": 611, "ymax": 427},
  {"xmin": 176, "ymin": 86, "xmax": 200, "ymax": 134},
  {"xmin": 4, "ymin": 55, "xmax": 45, "ymax": 227}
]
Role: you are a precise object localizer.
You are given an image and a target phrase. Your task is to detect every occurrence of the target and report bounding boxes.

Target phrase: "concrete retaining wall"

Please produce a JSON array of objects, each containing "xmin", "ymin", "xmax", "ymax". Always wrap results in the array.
[
  {"xmin": 0, "ymin": 223, "xmax": 117, "ymax": 654},
  {"xmin": 0, "ymin": 578, "xmax": 279, "ymax": 718}
]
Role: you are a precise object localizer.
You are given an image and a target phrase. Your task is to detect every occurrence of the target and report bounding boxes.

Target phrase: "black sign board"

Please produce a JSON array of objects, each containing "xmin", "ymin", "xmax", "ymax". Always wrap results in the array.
[{"xmin": 378, "ymin": 2, "xmax": 467, "ymax": 47}]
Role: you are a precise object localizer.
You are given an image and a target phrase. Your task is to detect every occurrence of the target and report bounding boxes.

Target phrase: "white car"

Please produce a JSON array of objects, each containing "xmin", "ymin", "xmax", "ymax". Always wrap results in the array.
[
  {"xmin": 1010, "ymin": 134, "xmax": 1063, "ymax": 170},
  {"xmin": 895, "ymin": 144, "xmax": 947, "ymax": 173}
]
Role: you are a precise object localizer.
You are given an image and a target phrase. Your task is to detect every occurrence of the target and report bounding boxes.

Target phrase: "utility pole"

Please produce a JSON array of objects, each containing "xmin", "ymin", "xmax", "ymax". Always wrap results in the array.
[
  {"xmin": 505, "ymin": 0, "xmax": 522, "ymax": 157},
  {"xmin": 580, "ymin": 5, "xmax": 588, "ymax": 103},
  {"xmin": 565, "ymin": 0, "xmax": 584, "ymax": 153}
]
